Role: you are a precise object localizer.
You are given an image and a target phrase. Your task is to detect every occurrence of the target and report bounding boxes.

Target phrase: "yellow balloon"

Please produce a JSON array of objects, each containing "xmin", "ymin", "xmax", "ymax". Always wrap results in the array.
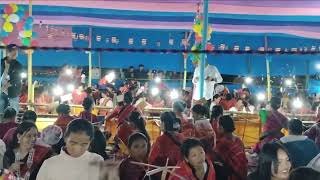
[
  {"xmin": 2, "ymin": 14, "xmax": 8, "ymax": 19},
  {"xmin": 191, "ymin": 45, "xmax": 197, "ymax": 51},
  {"xmin": 10, "ymin": 3, "xmax": 18, "ymax": 13},
  {"xmin": 3, "ymin": 22, "xmax": 13, "ymax": 32},
  {"xmin": 24, "ymin": 30, "xmax": 33, "ymax": 37},
  {"xmin": 5, "ymin": 16, "xmax": 10, "ymax": 22}
]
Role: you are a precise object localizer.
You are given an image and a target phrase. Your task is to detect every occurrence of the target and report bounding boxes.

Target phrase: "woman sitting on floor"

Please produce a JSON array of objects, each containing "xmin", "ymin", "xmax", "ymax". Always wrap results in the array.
[
  {"xmin": 169, "ymin": 138, "xmax": 216, "ymax": 180},
  {"xmin": 119, "ymin": 132, "xmax": 150, "ymax": 180}
]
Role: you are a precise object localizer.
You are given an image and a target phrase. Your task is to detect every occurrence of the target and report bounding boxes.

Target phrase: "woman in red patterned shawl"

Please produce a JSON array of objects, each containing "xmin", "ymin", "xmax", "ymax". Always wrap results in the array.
[
  {"xmin": 54, "ymin": 104, "xmax": 75, "ymax": 132},
  {"xmin": 173, "ymin": 100, "xmax": 195, "ymax": 138},
  {"xmin": 119, "ymin": 132, "xmax": 150, "ymax": 180},
  {"xmin": 78, "ymin": 97, "xmax": 98, "ymax": 123},
  {"xmin": 169, "ymin": 138, "xmax": 216, "ymax": 180},
  {"xmin": 254, "ymin": 97, "xmax": 288, "ymax": 153},
  {"xmin": 149, "ymin": 111, "xmax": 184, "ymax": 180},
  {"xmin": 105, "ymin": 92, "xmax": 136, "ymax": 146},
  {"xmin": 3, "ymin": 122, "xmax": 51, "ymax": 180},
  {"xmin": 214, "ymin": 115, "xmax": 248, "ymax": 180}
]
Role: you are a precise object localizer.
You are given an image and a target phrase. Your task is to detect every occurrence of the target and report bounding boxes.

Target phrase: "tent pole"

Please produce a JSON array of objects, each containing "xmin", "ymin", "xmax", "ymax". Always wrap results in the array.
[
  {"xmin": 183, "ymin": 32, "xmax": 188, "ymax": 89},
  {"xmin": 27, "ymin": 0, "xmax": 33, "ymax": 110},
  {"xmin": 88, "ymin": 28, "xmax": 92, "ymax": 87},
  {"xmin": 199, "ymin": 0, "xmax": 209, "ymax": 99},
  {"xmin": 266, "ymin": 56, "xmax": 271, "ymax": 101},
  {"xmin": 264, "ymin": 35, "xmax": 271, "ymax": 101}
]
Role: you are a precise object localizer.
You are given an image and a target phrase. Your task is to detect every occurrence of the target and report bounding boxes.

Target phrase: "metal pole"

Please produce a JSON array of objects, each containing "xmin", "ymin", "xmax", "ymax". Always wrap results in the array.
[
  {"xmin": 88, "ymin": 28, "xmax": 92, "ymax": 87},
  {"xmin": 27, "ymin": 0, "xmax": 33, "ymax": 109},
  {"xmin": 264, "ymin": 35, "xmax": 272, "ymax": 101},
  {"xmin": 199, "ymin": 0, "xmax": 209, "ymax": 98},
  {"xmin": 183, "ymin": 32, "xmax": 188, "ymax": 89}
]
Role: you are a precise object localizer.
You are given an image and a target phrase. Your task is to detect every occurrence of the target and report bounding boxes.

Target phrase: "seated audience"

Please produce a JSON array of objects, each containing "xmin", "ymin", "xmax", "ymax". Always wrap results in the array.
[
  {"xmin": 3, "ymin": 110, "xmax": 37, "ymax": 146},
  {"xmin": 169, "ymin": 138, "xmax": 216, "ymax": 180},
  {"xmin": 36, "ymin": 119, "xmax": 104, "ymax": 180},
  {"xmin": 214, "ymin": 115, "xmax": 247, "ymax": 180},
  {"xmin": 119, "ymin": 133, "xmax": 149, "ymax": 180},
  {"xmin": 248, "ymin": 142, "xmax": 292, "ymax": 180},
  {"xmin": 254, "ymin": 97, "xmax": 288, "ymax": 153},
  {"xmin": 54, "ymin": 104, "xmax": 74, "ymax": 132},
  {"xmin": 3, "ymin": 122, "xmax": 52, "ymax": 179},
  {"xmin": 288, "ymin": 167, "xmax": 320, "ymax": 180},
  {"xmin": 149, "ymin": 111, "xmax": 183, "ymax": 180},
  {"xmin": 128, "ymin": 111, "xmax": 151, "ymax": 149},
  {"xmin": 173, "ymin": 100, "xmax": 194, "ymax": 137},
  {"xmin": 89, "ymin": 126, "xmax": 108, "ymax": 160},
  {"xmin": 210, "ymin": 105, "xmax": 223, "ymax": 137},
  {"xmin": 280, "ymin": 119, "xmax": 319, "ymax": 168},
  {"xmin": 304, "ymin": 115, "xmax": 320, "ymax": 149},
  {"xmin": 79, "ymin": 97, "xmax": 98, "ymax": 123},
  {"xmin": 0, "ymin": 108, "xmax": 17, "ymax": 139}
]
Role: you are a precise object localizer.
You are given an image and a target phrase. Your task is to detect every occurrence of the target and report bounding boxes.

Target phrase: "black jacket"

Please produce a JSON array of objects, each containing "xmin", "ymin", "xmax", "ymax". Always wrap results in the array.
[{"xmin": 1, "ymin": 57, "xmax": 23, "ymax": 98}]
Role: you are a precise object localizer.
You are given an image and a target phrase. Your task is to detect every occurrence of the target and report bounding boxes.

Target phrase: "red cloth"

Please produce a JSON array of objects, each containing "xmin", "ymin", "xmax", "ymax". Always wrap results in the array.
[
  {"xmin": 263, "ymin": 110, "xmax": 288, "ymax": 133},
  {"xmin": 116, "ymin": 122, "xmax": 134, "ymax": 146},
  {"xmin": 253, "ymin": 110, "xmax": 288, "ymax": 153},
  {"xmin": 176, "ymin": 113, "xmax": 195, "ymax": 138},
  {"xmin": 169, "ymin": 159, "xmax": 216, "ymax": 180},
  {"xmin": 3, "ymin": 144, "xmax": 51, "ymax": 179},
  {"xmin": 214, "ymin": 135, "xmax": 248, "ymax": 180},
  {"xmin": 54, "ymin": 115, "xmax": 75, "ymax": 132},
  {"xmin": 119, "ymin": 157, "xmax": 147, "ymax": 180},
  {"xmin": 149, "ymin": 133, "xmax": 183, "ymax": 179},
  {"xmin": 3, "ymin": 127, "xmax": 16, "ymax": 146},
  {"xmin": 79, "ymin": 110, "xmax": 98, "ymax": 123},
  {"xmin": 106, "ymin": 105, "xmax": 136, "ymax": 125},
  {"xmin": 220, "ymin": 99, "xmax": 237, "ymax": 110},
  {"xmin": 0, "ymin": 121, "xmax": 17, "ymax": 139},
  {"xmin": 211, "ymin": 120, "xmax": 221, "ymax": 139},
  {"xmin": 72, "ymin": 91, "xmax": 87, "ymax": 105}
]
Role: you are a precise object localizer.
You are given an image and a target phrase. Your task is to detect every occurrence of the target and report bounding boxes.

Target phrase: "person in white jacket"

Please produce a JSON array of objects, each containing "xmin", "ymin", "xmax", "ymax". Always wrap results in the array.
[
  {"xmin": 192, "ymin": 61, "xmax": 223, "ymax": 101},
  {"xmin": 36, "ymin": 119, "xmax": 104, "ymax": 180}
]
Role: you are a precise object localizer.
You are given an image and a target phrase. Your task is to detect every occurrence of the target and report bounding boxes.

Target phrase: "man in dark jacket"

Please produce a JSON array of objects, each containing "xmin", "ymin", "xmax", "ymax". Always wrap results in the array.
[
  {"xmin": 1, "ymin": 44, "xmax": 23, "ymax": 113},
  {"xmin": 280, "ymin": 118, "xmax": 319, "ymax": 168}
]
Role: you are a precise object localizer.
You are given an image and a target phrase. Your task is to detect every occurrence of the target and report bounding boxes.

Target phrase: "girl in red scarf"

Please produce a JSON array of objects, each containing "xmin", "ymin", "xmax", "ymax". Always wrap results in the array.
[
  {"xmin": 149, "ymin": 111, "xmax": 184, "ymax": 180},
  {"xmin": 119, "ymin": 132, "xmax": 150, "ymax": 180},
  {"xmin": 79, "ymin": 97, "xmax": 98, "ymax": 123},
  {"xmin": 214, "ymin": 115, "xmax": 248, "ymax": 180},
  {"xmin": 169, "ymin": 138, "xmax": 216, "ymax": 180},
  {"xmin": 173, "ymin": 100, "xmax": 195, "ymax": 138},
  {"xmin": 54, "ymin": 104, "xmax": 75, "ymax": 132},
  {"xmin": 3, "ymin": 122, "xmax": 51, "ymax": 180}
]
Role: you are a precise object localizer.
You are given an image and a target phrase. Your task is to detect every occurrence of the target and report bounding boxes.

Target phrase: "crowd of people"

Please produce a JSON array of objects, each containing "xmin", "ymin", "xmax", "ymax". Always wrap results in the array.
[{"xmin": 1, "ymin": 44, "xmax": 320, "ymax": 180}]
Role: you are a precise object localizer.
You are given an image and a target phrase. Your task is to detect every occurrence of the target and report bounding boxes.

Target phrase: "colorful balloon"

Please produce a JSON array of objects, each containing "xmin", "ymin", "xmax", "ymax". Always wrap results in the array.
[
  {"xmin": 9, "ymin": 14, "xmax": 19, "ymax": 23},
  {"xmin": 4, "ymin": 5, "xmax": 13, "ymax": 15},
  {"xmin": 25, "ymin": 16, "xmax": 33, "ymax": 24},
  {"xmin": 9, "ymin": 3, "xmax": 18, "ymax": 13},
  {"xmin": 206, "ymin": 43, "xmax": 214, "ymax": 51},
  {"xmin": 2, "ymin": 37, "xmax": 10, "ymax": 44},
  {"xmin": 23, "ymin": 23, "xmax": 32, "ymax": 31},
  {"xmin": 31, "ymin": 40, "xmax": 38, "ymax": 46},
  {"xmin": 16, "ymin": 10, "xmax": 24, "ymax": 18},
  {"xmin": 16, "ymin": 21, "xmax": 25, "ymax": 31},
  {"xmin": 22, "ymin": 38, "xmax": 31, "ymax": 46},
  {"xmin": 3, "ymin": 22, "xmax": 13, "ymax": 32},
  {"xmin": 24, "ymin": 30, "xmax": 32, "ymax": 38}
]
